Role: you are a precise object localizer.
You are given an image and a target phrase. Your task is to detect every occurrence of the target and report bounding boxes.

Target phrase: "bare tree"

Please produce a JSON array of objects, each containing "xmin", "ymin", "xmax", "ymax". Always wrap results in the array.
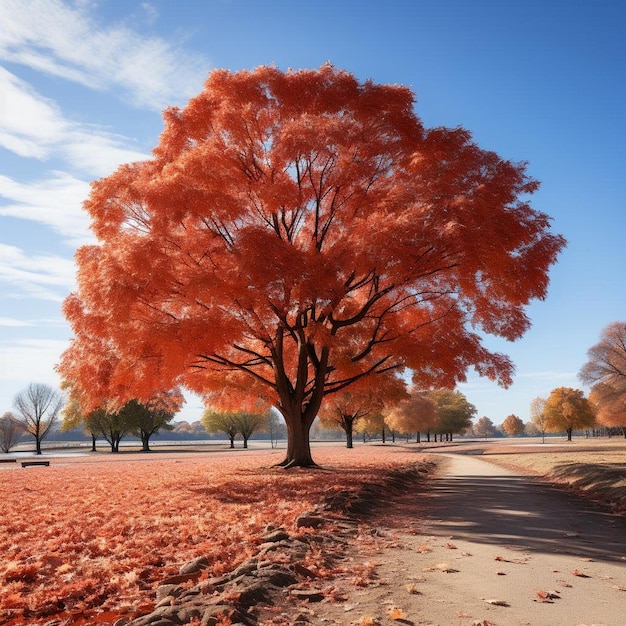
[
  {"xmin": 0, "ymin": 411, "xmax": 24, "ymax": 453},
  {"xmin": 579, "ymin": 322, "xmax": 626, "ymax": 434},
  {"xmin": 13, "ymin": 383, "xmax": 64, "ymax": 455},
  {"xmin": 530, "ymin": 396, "xmax": 548, "ymax": 443}
]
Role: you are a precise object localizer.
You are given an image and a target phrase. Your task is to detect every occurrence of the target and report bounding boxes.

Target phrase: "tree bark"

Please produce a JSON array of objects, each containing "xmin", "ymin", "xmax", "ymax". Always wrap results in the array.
[
  {"xmin": 567, "ymin": 428, "xmax": 573, "ymax": 441},
  {"xmin": 35, "ymin": 436, "xmax": 42, "ymax": 455},
  {"xmin": 346, "ymin": 426, "xmax": 353, "ymax": 449},
  {"xmin": 278, "ymin": 410, "xmax": 316, "ymax": 468},
  {"xmin": 91, "ymin": 434, "xmax": 97, "ymax": 452},
  {"xmin": 229, "ymin": 436, "xmax": 235, "ymax": 448},
  {"xmin": 141, "ymin": 432, "xmax": 151, "ymax": 452}
]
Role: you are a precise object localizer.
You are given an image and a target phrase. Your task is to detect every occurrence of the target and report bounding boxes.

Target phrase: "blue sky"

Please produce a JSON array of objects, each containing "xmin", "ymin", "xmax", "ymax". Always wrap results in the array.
[{"xmin": 1, "ymin": 0, "xmax": 624, "ymax": 425}]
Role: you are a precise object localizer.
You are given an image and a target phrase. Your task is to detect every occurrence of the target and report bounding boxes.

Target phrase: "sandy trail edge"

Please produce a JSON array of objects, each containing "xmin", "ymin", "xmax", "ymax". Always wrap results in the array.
[{"xmin": 306, "ymin": 453, "xmax": 626, "ymax": 626}]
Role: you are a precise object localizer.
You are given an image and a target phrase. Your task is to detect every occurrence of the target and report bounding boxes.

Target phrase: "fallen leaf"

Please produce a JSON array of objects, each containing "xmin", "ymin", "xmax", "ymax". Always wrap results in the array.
[
  {"xmin": 535, "ymin": 590, "xmax": 560, "ymax": 602},
  {"xmin": 484, "ymin": 598, "xmax": 510, "ymax": 606},
  {"xmin": 437, "ymin": 563, "xmax": 459, "ymax": 573},
  {"xmin": 446, "ymin": 542, "xmax": 458, "ymax": 549},
  {"xmin": 572, "ymin": 569, "xmax": 591, "ymax": 578},
  {"xmin": 388, "ymin": 607, "xmax": 406, "ymax": 620},
  {"xmin": 496, "ymin": 571, "xmax": 506, "ymax": 576},
  {"xmin": 612, "ymin": 584, "xmax": 626, "ymax": 591}
]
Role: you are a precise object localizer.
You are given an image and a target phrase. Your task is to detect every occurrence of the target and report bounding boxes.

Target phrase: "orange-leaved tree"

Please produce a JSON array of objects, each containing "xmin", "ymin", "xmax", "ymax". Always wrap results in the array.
[
  {"xmin": 58, "ymin": 65, "xmax": 565, "ymax": 467},
  {"xmin": 544, "ymin": 387, "xmax": 596, "ymax": 441},
  {"xmin": 384, "ymin": 387, "xmax": 437, "ymax": 443},
  {"xmin": 318, "ymin": 374, "xmax": 405, "ymax": 448},
  {"xmin": 501, "ymin": 413, "xmax": 525, "ymax": 436},
  {"xmin": 579, "ymin": 322, "xmax": 626, "ymax": 435}
]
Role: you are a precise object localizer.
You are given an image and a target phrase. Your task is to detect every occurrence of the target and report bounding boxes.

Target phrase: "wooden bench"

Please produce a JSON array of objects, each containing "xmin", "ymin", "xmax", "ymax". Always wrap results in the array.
[
  {"xmin": 0, "ymin": 458, "xmax": 17, "ymax": 463},
  {"xmin": 21, "ymin": 460, "xmax": 50, "ymax": 467}
]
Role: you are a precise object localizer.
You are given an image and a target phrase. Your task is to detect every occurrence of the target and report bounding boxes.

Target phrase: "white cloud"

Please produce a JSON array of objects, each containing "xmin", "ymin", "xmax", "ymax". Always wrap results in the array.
[
  {"xmin": 0, "ymin": 0, "xmax": 209, "ymax": 110},
  {"xmin": 0, "ymin": 338, "xmax": 67, "ymax": 410},
  {"xmin": 517, "ymin": 370, "xmax": 578, "ymax": 381},
  {"xmin": 0, "ymin": 317, "xmax": 33, "ymax": 327},
  {"xmin": 0, "ymin": 316, "xmax": 66, "ymax": 327},
  {"xmin": 0, "ymin": 172, "xmax": 93, "ymax": 246},
  {"xmin": 61, "ymin": 131, "xmax": 148, "ymax": 178},
  {"xmin": 0, "ymin": 67, "xmax": 67, "ymax": 158},
  {"xmin": 0, "ymin": 68, "xmax": 150, "ymax": 176},
  {"xmin": 0, "ymin": 244, "xmax": 76, "ymax": 301}
]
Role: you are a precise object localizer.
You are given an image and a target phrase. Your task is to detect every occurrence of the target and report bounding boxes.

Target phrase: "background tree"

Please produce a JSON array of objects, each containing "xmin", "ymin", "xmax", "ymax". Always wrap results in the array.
[
  {"xmin": 355, "ymin": 411, "xmax": 387, "ymax": 444},
  {"xmin": 429, "ymin": 389, "xmax": 476, "ymax": 441},
  {"xmin": 201, "ymin": 409, "xmax": 240, "ymax": 448},
  {"xmin": 0, "ymin": 412, "xmax": 24, "ymax": 453},
  {"xmin": 319, "ymin": 376, "xmax": 402, "ymax": 448},
  {"xmin": 524, "ymin": 421, "xmax": 540, "ymax": 436},
  {"xmin": 233, "ymin": 411, "xmax": 268, "ymax": 448},
  {"xmin": 88, "ymin": 407, "xmax": 129, "ymax": 453},
  {"xmin": 58, "ymin": 65, "xmax": 565, "ymax": 467},
  {"xmin": 530, "ymin": 396, "xmax": 548, "ymax": 443},
  {"xmin": 579, "ymin": 322, "xmax": 626, "ymax": 435},
  {"xmin": 121, "ymin": 390, "xmax": 183, "ymax": 452},
  {"xmin": 544, "ymin": 387, "xmax": 596, "ymax": 441},
  {"xmin": 267, "ymin": 407, "xmax": 286, "ymax": 448},
  {"xmin": 61, "ymin": 382, "xmax": 100, "ymax": 450},
  {"xmin": 318, "ymin": 391, "xmax": 371, "ymax": 449},
  {"xmin": 384, "ymin": 388, "xmax": 437, "ymax": 443},
  {"xmin": 474, "ymin": 415, "xmax": 496, "ymax": 438},
  {"xmin": 501, "ymin": 413, "xmax": 525, "ymax": 437},
  {"xmin": 13, "ymin": 383, "xmax": 64, "ymax": 455}
]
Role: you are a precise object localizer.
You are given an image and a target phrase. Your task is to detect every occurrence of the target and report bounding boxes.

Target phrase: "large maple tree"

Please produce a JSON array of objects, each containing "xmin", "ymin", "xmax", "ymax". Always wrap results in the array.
[{"xmin": 59, "ymin": 65, "xmax": 565, "ymax": 467}]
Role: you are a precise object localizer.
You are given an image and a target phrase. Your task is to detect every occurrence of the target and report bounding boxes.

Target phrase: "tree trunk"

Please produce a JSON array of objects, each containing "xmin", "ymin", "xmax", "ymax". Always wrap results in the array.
[
  {"xmin": 229, "ymin": 436, "xmax": 235, "ymax": 448},
  {"xmin": 381, "ymin": 427, "xmax": 386, "ymax": 444},
  {"xmin": 278, "ymin": 411, "xmax": 316, "ymax": 468},
  {"xmin": 416, "ymin": 432, "xmax": 421, "ymax": 443},
  {"xmin": 426, "ymin": 430, "xmax": 431, "ymax": 442},
  {"xmin": 345, "ymin": 425, "xmax": 353, "ymax": 449},
  {"xmin": 141, "ymin": 432, "xmax": 151, "ymax": 452},
  {"xmin": 243, "ymin": 436, "xmax": 248, "ymax": 449},
  {"xmin": 567, "ymin": 428, "xmax": 573, "ymax": 441},
  {"xmin": 35, "ymin": 436, "xmax": 42, "ymax": 455},
  {"xmin": 91, "ymin": 434, "xmax": 97, "ymax": 452}
]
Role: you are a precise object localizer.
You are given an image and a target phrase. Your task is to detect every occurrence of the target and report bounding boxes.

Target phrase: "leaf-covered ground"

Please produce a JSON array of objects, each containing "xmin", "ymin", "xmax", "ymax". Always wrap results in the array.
[{"xmin": 0, "ymin": 444, "xmax": 428, "ymax": 625}]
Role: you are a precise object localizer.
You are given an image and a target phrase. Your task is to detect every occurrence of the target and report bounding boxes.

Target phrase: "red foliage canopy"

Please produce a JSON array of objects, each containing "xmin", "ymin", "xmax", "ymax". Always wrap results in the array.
[{"xmin": 58, "ymin": 64, "xmax": 565, "ymax": 466}]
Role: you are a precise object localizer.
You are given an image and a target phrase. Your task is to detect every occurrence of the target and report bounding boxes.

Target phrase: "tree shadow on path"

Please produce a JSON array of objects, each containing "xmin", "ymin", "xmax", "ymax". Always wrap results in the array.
[{"xmin": 420, "ymin": 454, "xmax": 626, "ymax": 564}]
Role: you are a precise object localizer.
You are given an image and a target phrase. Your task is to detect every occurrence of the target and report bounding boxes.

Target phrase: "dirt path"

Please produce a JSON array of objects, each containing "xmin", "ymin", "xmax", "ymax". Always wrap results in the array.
[{"xmin": 307, "ymin": 453, "xmax": 626, "ymax": 626}]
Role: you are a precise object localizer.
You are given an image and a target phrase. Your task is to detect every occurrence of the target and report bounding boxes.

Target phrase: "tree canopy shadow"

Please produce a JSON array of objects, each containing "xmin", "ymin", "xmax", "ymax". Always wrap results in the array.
[{"xmin": 417, "ymin": 459, "xmax": 626, "ymax": 564}]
